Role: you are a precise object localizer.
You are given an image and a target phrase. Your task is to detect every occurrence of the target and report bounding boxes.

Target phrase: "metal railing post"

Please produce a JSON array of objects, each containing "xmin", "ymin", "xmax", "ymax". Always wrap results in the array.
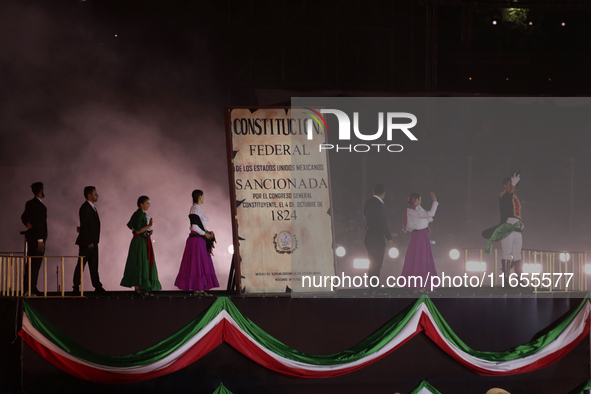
[
  {"xmin": 585, "ymin": 252, "xmax": 588, "ymax": 291},
  {"xmin": 10, "ymin": 256, "xmax": 14, "ymax": 297},
  {"xmin": 493, "ymin": 248, "xmax": 497, "ymax": 287},
  {"xmin": 43, "ymin": 257, "xmax": 47, "ymax": 297},
  {"xmin": 464, "ymin": 249, "xmax": 468, "ymax": 277},
  {"xmin": 20, "ymin": 257, "xmax": 24, "ymax": 297},
  {"xmin": 27, "ymin": 255, "xmax": 31, "ymax": 297}
]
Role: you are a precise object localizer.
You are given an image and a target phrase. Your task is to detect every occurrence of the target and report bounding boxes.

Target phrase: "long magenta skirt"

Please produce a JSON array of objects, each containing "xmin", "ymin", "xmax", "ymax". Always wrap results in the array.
[
  {"xmin": 175, "ymin": 232, "xmax": 219, "ymax": 291},
  {"xmin": 400, "ymin": 229, "xmax": 438, "ymax": 288}
]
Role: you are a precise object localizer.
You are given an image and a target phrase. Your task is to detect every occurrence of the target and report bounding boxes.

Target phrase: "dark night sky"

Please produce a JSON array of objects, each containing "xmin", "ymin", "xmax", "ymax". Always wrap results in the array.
[{"xmin": 1, "ymin": 0, "xmax": 590, "ymax": 290}]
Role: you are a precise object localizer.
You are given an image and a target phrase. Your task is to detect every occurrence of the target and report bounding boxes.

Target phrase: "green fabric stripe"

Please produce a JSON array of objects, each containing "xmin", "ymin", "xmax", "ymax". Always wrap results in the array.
[
  {"xmin": 23, "ymin": 298, "xmax": 228, "ymax": 367},
  {"xmin": 424, "ymin": 297, "xmax": 589, "ymax": 362},
  {"xmin": 410, "ymin": 380, "xmax": 442, "ymax": 394},
  {"xmin": 212, "ymin": 383, "xmax": 233, "ymax": 394}
]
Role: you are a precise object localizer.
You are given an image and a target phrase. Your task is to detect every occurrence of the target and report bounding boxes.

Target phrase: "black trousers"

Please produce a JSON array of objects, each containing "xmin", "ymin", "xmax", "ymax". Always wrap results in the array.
[
  {"xmin": 73, "ymin": 245, "xmax": 103, "ymax": 290},
  {"xmin": 24, "ymin": 239, "xmax": 44, "ymax": 292},
  {"xmin": 364, "ymin": 235, "xmax": 385, "ymax": 285}
]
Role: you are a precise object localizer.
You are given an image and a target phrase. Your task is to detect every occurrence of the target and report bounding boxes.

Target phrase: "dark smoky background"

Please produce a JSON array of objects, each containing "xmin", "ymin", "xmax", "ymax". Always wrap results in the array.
[
  {"xmin": 0, "ymin": 1, "xmax": 234, "ymax": 291},
  {"xmin": 317, "ymin": 98, "xmax": 591, "ymax": 278}
]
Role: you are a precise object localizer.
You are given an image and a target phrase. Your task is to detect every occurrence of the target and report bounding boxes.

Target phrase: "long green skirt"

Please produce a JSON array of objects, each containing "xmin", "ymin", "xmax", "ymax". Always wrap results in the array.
[{"xmin": 120, "ymin": 237, "xmax": 162, "ymax": 291}]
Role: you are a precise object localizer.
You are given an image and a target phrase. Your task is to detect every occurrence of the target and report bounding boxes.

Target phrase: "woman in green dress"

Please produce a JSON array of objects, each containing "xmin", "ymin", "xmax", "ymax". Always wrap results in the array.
[{"xmin": 120, "ymin": 196, "xmax": 162, "ymax": 295}]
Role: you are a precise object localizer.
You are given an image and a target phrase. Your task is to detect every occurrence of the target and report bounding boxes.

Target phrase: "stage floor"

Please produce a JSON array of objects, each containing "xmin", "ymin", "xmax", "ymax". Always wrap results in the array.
[{"xmin": 14, "ymin": 287, "xmax": 590, "ymax": 299}]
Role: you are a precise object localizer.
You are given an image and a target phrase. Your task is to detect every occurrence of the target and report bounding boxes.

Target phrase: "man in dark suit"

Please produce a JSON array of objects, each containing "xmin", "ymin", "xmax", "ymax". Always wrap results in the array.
[
  {"xmin": 364, "ymin": 183, "xmax": 393, "ymax": 288},
  {"xmin": 21, "ymin": 182, "xmax": 47, "ymax": 296},
  {"xmin": 73, "ymin": 186, "xmax": 105, "ymax": 294}
]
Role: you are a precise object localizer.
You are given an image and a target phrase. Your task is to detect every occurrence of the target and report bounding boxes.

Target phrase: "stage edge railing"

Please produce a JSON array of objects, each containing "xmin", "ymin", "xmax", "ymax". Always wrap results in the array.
[
  {"xmin": 462, "ymin": 248, "xmax": 587, "ymax": 292},
  {"xmin": 0, "ymin": 253, "xmax": 85, "ymax": 298}
]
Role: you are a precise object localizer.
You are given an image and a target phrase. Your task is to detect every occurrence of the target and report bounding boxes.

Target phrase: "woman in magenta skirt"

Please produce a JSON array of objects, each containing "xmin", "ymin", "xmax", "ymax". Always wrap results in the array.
[
  {"xmin": 401, "ymin": 192, "xmax": 439, "ymax": 288},
  {"xmin": 175, "ymin": 189, "xmax": 219, "ymax": 295}
]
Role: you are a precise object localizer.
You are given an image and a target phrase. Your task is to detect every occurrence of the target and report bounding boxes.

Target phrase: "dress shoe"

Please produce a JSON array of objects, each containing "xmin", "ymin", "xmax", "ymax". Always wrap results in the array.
[
  {"xmin": 94, "ymin": 287, "xmax": 107, "ymax": 294},
  {"xmin": 192, "ymin": 291, "xmax": 212, "ymax": 296},
  {"xmin": 134, "ymin": 289, "xmax": 152, "ymax": 297}
]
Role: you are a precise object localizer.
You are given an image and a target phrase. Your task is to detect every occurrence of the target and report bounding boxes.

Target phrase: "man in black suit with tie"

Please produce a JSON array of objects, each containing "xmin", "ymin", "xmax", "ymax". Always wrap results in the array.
[
  {"xmin": 73, "ymin": 186, "xmax": 105, "ymax": 294},
  {"xmin": 21, "ymin": 182, "xmax": 47, "ymax": 296},
  {"xmin": 364, "ymin": 183, "xmax": 393, "ymax": 288}
]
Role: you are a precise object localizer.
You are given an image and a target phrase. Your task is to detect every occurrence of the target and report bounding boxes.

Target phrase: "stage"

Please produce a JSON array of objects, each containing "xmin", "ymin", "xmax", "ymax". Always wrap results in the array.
[{"xmin": 1, "ymin": 291, "xmax": 589, "ymax": 394}]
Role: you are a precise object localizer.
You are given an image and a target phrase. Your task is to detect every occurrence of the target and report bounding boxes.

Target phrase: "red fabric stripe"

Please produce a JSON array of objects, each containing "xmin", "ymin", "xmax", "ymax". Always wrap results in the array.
[
  {"xmin": 419, "ymin": 312, "xmax": 590, "ymax": 376},
  {"xmin": 19, "ymin": 321, "xmax": 224, "ymax": 384},
  {"xmin": 132, "ymin": 233, "xmax": 154, "ymax": 267}
]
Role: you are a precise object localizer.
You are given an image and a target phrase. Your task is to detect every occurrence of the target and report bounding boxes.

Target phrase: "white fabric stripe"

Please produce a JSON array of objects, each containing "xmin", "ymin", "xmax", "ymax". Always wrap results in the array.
[
  {"xmin": 416, "ymin": 388, "xmax": 436, "ymax": 394},
  {"xmin": 420, "ymin": 301, "xmax": 590, "ymax": 372},
  {"xmin": 22, "ymin": 301, "xmax": 590, "ymax": 375},
  {"xmin": 22, "ymin": 310, "xmax": 231, "ymax": 374}
]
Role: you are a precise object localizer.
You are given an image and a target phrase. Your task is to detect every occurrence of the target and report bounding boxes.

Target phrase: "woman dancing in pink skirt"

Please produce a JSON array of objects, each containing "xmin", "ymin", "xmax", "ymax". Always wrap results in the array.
[
  {"xmin": 401, "ymin": 192, "xmax": 439, "ymax": 288},
  {"xmin": 175, "ymin": 189, "xmax": 219, "ymax": 295}
]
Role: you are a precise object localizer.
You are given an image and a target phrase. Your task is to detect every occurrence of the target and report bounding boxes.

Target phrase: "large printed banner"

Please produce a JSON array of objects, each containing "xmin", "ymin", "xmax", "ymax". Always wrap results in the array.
[{"xmin": 228, "ymin": 108, "xmax": 335, "ymax": 294}]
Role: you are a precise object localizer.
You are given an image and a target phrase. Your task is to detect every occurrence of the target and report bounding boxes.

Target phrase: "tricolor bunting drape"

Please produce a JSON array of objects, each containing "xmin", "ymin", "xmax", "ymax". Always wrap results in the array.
[
  {"xmin": 19, "ymin": 296, "xmax": 590, "ymax": 384},
  {"xmin": 212, "ymin": 383, "xmax": 233, "ymax": 394},
  {"xmin": 211, "ymin": 380, "xmax": 591, "ymax": 394},
  {"xmin": 410, "ymin": 380, "xmax": 442, "ymax": 394}
]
